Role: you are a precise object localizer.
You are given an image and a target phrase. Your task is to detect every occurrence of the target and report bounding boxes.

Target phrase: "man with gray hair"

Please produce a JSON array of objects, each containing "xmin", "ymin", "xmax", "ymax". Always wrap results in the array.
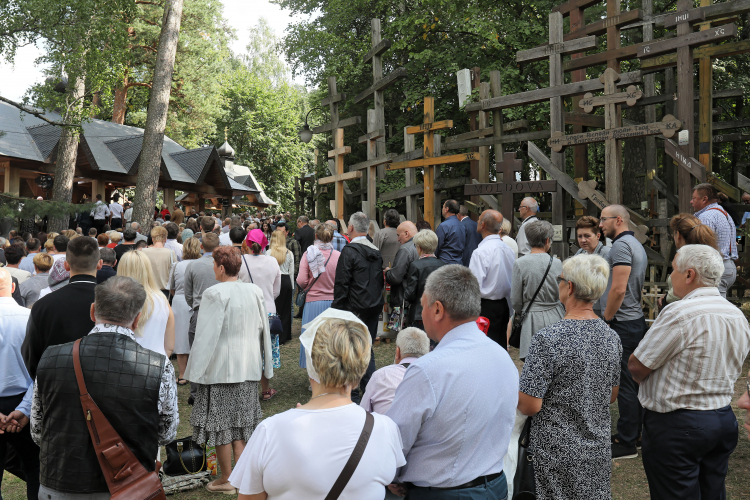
[
  {"xmin": 129, "ymin": 221, "xmax": 148, "ymax": 244},
  {"xmin": 360, "ymin": 327, "xmax": 430, "ymax": 414},
  {"xmin": 515, "ymin": 197, "xmax": 539, "ymax": 256},
  {"xmin": 599, "ymin": 203, "xmax": 648, "ymax": 459},
  {"xmin": 30, "ymin": 276, "xmax": 179, "ymax": 499},
  {"xmin": 469, "ymin": 210, "xmax": 515, "ymax": 349},
  {"xmin": 629, "ymin": 244, "xmax": 750, "ymax": 499},
  {"xmin": 387, "ymin": 265, "xmax": 518, "ymax": 498},
  {"xmin": 333, "ymin": 211, "xmax": 384, "ymax": 398}
]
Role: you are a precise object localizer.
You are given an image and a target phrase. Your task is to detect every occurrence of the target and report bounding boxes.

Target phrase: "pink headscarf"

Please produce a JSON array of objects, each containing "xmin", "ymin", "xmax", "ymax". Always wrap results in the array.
[{"xmin": 245, "ymin": 228, "xmax": 268, "ymax": 250}]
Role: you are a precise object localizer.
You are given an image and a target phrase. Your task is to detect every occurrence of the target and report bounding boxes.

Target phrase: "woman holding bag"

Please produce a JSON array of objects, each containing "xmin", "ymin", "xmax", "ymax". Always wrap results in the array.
[{"xmin": 297, "ymin": 223, "xmax": 340, "ymax": 370}]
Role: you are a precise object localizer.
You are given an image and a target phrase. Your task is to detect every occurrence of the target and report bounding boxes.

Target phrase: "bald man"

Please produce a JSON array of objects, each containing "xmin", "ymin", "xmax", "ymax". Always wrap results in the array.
[
  {"xmin": 385, "ymin": 221, "xmax": 419, "ymax": 315},
  {"xmin": 326, "ymin": 219, "xmax": 348, "ymax": 251},
  {"xmin": 599, "ymin": 204, "xmax": 648, "ymax": 459},
  {"xmin": 0, "ymin": 267, "xmax": 40, "ymax": 499},
  {"xmin": 469, "ymin": 210, "xmax": 516, "ymax": 349}
]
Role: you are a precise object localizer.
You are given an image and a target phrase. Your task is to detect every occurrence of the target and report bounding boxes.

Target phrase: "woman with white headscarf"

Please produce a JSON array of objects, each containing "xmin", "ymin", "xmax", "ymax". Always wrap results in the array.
[{"xmin": 229, "ymin": 309, "xmax": 405, "ymax": 499}]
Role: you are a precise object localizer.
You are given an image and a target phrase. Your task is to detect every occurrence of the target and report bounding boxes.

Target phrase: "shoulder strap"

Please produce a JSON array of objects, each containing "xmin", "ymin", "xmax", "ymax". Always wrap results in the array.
[
  {"xmin": 519, "ymin": 255, "xmax": 553, "ymax": 322},
  {"xmin": 243, "ymin": 256, "xmax": 253, "ymax": 283},
  {"xmin": 324, "ymin": 411, "xmax": 375, "ymax": 500},
  {"xmin": 302, "ymin": 250, "xmax": 333, "ymax": 294},
  {"xmin": 707, "ymin": 207, "xmax": 736, "ymax": 256}
]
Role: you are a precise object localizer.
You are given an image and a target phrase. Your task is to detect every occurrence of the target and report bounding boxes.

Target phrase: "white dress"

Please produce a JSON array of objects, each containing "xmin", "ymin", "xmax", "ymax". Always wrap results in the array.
[
  {"xmin": 169, "ymin": 260, "xmax": 193, "ymax": 354},
  {"xmin": 136, "ymin": 293, "xmax": 170, "ymax": 356}
]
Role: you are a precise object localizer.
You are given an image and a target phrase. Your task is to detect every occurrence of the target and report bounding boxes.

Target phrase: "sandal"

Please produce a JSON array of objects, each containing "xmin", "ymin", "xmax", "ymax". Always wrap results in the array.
[
  {"xmin": 177, "ymin": 379, "xmax": 188, "ymax": 386},
  {"xmin": 262, "ymin": 389, "xmax": 277, "ymax": 401}
]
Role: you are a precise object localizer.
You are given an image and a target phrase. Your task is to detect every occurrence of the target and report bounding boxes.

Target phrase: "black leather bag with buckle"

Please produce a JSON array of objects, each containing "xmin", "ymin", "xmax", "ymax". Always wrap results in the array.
[
  {"xmin": 513, "ymin": 417, "xmax": 536, "ymax": 499},
  {"xmin": 162, "ymin": 437, "xmax": 207, "ymax": 477}
]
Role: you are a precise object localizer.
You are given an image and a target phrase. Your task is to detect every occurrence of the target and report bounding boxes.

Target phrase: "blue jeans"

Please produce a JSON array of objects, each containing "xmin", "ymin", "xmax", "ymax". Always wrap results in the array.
[
  {"xmin": 610, "ymin": 316, "xmax": 647, "ymax": 447},
  {"xmin": 407, "ymin": 473, "xmax": 508, "ymax": 500},
  {"xmin": 642, "ymin": 406, "xmax": 738, "ymax": 500}
]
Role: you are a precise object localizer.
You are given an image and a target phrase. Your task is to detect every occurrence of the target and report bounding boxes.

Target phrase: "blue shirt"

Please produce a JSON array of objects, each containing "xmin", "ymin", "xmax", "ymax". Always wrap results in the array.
[
  {"xmin": 435, "ymin": 215, "xmax": 467, "ymax": 266},
  {"xmin": 743, "ymin": 212, "xmax": 750, "ymax": 226},
  {"xmin": 460, "ymin": 216, "xmax": 483, "ymax": 266},
  {"xmin": 386, "ymin": 321, "xmax": 519, "ymax": 487},
  {"xmin": 18, "ymin": 252, "xmax": 38, "ymax": 274},
  {"xmin": 332, "ymin": 231, "xmax": 347, "ymax": 252},
  {"xmin": 695, "ymin": 202, "xmax": 738, "ymax": 260},
  {"xmin": 0, "ymin": 297, "xmax": 33, "ymax": 417}
]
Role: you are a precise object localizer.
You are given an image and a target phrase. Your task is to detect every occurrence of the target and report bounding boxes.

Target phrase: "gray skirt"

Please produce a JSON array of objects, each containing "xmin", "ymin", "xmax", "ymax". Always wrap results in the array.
[{"xmin": 190, "ymin": 381, "xmax": 262, "ymax": 447}]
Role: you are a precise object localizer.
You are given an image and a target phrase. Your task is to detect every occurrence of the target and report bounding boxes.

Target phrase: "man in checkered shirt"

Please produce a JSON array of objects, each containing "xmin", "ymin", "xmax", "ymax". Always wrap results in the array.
[{"xmin": 690, "ymin": 183, "xmax": 738, "ymax": 297}]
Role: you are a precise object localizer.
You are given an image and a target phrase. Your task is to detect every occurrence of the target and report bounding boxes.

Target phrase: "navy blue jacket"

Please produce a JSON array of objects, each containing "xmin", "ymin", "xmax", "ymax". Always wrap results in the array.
[
  {"xmin": 461, "ymin": 216, "xmax": 483, "ymax": 266},
  {"xmin": 436, "ymin": 215, "xmax": 468, "ymax": 266}
]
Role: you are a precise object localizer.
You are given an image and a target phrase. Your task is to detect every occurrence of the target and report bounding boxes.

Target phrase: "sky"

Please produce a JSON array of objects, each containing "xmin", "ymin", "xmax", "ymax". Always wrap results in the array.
[{"xmin": 0, "ymin": 0, "xmax": 304, "ymax": 102}]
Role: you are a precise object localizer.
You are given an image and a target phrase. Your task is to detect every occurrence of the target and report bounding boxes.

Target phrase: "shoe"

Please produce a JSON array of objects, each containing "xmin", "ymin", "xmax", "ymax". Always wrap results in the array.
[
  {"xmin": 187, "ymin": 396, "xmax": 194, "ymax": 406},
  {"xmin": 611, "ymin": 437, "xmax": 638, "ymax": 459},
  {"xmin": 206, "ymin": 480, "xmax": 237, "ymax": 495}
]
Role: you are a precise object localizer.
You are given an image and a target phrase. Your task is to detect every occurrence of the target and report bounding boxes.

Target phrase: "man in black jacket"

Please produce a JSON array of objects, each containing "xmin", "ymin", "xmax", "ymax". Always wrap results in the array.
[
  {"xmin": 294, "ymin": 216, "xmax": 315, "ymax": 253},
  {"xmin": 332, "ymin": 211, "xmax": 384, "ymax": 396},
  {"xmin": 22, "ymin": 236, "xmax": 101, "ymax": 379}
]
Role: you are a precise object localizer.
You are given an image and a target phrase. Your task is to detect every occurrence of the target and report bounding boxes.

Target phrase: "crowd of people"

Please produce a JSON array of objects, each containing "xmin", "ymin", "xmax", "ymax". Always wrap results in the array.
[{"xmin": 0, "ymin": 182, "xmax": 749, "ymax": 500}]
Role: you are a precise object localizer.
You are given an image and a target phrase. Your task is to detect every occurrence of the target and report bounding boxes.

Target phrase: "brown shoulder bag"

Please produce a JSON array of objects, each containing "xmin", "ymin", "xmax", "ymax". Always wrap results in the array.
[{"xmin": 72, "ymin": 338, "xmax": 167, "ymax": 500}]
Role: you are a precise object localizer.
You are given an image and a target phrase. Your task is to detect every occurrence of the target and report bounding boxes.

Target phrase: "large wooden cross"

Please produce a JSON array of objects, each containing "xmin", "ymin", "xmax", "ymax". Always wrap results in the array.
[
  {"xmin": 317, "ymin": 129, "xmax": 361, "ymax": 219},
  {"xmin": 386, "ymin": 97, "xmax": 478, "ymax": 229},
  {"xmin": 464, "ymin": 152, "xmax": 558, "ymax": 226},
  {"xmin": 351, "ymin": 110, "xmax": 396, "ymax": 218},
  {"xmin": 638, "ymin": 0, "xmax": 737, "ymax": 211}
]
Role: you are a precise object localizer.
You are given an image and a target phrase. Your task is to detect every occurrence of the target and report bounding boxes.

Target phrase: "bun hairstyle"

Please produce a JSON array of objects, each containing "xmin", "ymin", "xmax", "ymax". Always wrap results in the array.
[
  {"xmin": 315, "ymin": 222, "xmax": 335, "ymax": 243},
  {"xmin": 311, "ymin": 319, "xmax": 371, "ymax": 389},
  {"xmin": 669, "ymin": 214, "xmax": 718, "ymax": 250}
]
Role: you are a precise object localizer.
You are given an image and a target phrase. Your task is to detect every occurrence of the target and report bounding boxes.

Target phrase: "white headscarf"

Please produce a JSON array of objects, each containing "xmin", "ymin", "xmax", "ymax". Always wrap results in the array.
[{"xmin": 299, "ymin": 308, "xmax": 371, "ymax": 383}]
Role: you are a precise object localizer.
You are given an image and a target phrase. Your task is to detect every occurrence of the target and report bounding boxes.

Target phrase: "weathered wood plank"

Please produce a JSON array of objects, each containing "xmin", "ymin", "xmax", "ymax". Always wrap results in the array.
[
  {"xmin": 390, "ymin": 148, "xmax": 423, "ymax": 164},
  {"xmin": 664, "ymin": 138, "xmax": 707, "ymax": 181},
  {"xmin": 379, "ymin": 177, "xmax": 471, "ymax": 201},
  {"xmin": 549, "ymin": 115, "xmax": 681, "ymax": 151},
  {"xmin": 652, "ymin": 176, "xmax": 680, "ymax": 207},
  {"xmin": 737, "ymin": 172, "xmax": 750, "ymax": 193},
  {"xmin": 363, "ymin": 39, "xmax": 391, "ymax": 63},
  {"xmin": 579, "ymin": 86, "xmax": 642, "ymax": 112},
  {"xmin": 358, "ymin": 128, "xmax": 385, "ymax": 143},
  {"xmin": 527, "ymin": 141, "xmax": 588, "ymax": 207},
  {"xmin": 464, "ymin": 179, "xmax": 559, "ymax": 195},
  {"xmin": 664, "ymin": 7, "xmax": 706, "ymax": 28},
  {"xmin": 713, "ymin": 132, "xmax": 750, "ymax": 142},
  {"xmin": 320, "ymin": 93, "xmax": 346, "ymax": 106},
  {"xmin": 464, "ymin": 71, "xmax": 642, "ymax": 112},
  {"xmin": 707, "ymin": 172, "xmax": 741, "ymax": 200},
  {"xmin": 564, "ymin": 9, "xmax": 643, "ymax": 40},
  {"xmin": 712, "ymin": 119, "xmax": 750, "ymax": 131},
  {"xmin": 352, "ymin": 67, "xmax": 407, "ymax": 104},
  {"xmin": 565, "ymin": 112, "xmax": 606, "ymax": 128},
  {"xmin": 387, "ymin": 152, "xmax": 478, "ymax": 171},
  {"xmin": 312, "ymin": 116, "xmax": 361, "ymax": 134},
  {"xmin": 327, "ymin": 146, "xmax": 351, "ymax": 157},
  {"xmin": 642, "ymin": 39, "xmax": 750, "ymax": 69},
  {"xmin": 639, "ymin": 23, "xmax": 736, "ymax": 58},
  {"xmin": 445, "ymin": 120, "xmax": 529, "ymax": 144},
  {"xmin": 405, "ymin": 119, "xmax": 453, "ymax": 135},
  {"xmin": 516, "ymin": 36, "xmax": 597, "ymax": 63},
  {"xmin": 349, "ymin": 153, "xmax": 397, "ymax": 171},
  {"xmin": 552, "ymin": 0, "xmax": 603, "ymax": 16},
  {"xmin": 444, "ymin": 130, "xmax": 551, "ymax": 150},
  {"xmin": 318, "ymin": 170, "xmax": 362, "ymax": 185}
]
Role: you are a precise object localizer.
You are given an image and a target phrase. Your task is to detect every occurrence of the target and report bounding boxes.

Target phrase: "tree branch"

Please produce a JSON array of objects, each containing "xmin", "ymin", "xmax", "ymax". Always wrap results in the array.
[{"xmin": 0, "ymin": 95, "xmax": 81, "ymax": 128}]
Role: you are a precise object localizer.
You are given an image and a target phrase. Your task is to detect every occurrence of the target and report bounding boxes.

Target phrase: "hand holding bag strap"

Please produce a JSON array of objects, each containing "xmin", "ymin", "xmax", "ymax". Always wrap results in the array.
[
  {"xmin": 73, "ymin": 339, "xmax": 166, "ymax": 500},
  {"xmin": 518, "ymin": 254, "xmax": 553, "ymax": 324},
  {"xmin": 324, "ymin": 411, "xmax": 375, "ymax": 500}
]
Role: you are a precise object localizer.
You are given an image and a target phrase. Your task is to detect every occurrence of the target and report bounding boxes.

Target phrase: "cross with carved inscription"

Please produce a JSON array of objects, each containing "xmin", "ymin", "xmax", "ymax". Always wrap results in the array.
[
  {"xmin": 318, "ymin": 129, "xmax": 361, "ymax": 219},
  {"xmin": 387, "ymin": 97, "xmax": 479, "ymax": 229}
]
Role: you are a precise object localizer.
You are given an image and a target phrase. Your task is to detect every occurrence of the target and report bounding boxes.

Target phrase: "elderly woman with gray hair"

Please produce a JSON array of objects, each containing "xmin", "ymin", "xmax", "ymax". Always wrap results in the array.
[
  {"xmin": 518, "ymin": 254, "xmax": 622, "ymax": 500},
  {"xmin": 510, "ymin": 220, "xmax": 565, "ymax": 359}
]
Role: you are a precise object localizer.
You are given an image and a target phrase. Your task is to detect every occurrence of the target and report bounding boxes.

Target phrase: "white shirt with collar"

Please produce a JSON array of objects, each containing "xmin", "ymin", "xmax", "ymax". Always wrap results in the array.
[
  {"xmin": 360, "ymin": 356, "xmax": 419, "ymax": 415},
  {"xmin": 469, "ymin": 234, "xmax": 516, "ymax": 301},
  {"xmin": 109, "ymin": 202, "xmax": 123, "ymax": 218},
  {"xmin": 515, "ymin": 215, "xmax": 538, "ymax": 257},
  {"xmin": 165, "ymin": 239, "xmax": 183, "ymax": 261}
]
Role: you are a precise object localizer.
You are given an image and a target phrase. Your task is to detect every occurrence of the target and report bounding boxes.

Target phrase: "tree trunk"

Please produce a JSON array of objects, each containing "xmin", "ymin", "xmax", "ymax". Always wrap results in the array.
[
  {"xmin": 131, "ymin": 0, "xmax": 183, "ymax": 229},
  {"xmin": 112, "ymin": 86, "xmax": 128, "ymax": 124},
  {"xmin": 48, "ymin": 76, "xmax": 85, "ymax": 233}
]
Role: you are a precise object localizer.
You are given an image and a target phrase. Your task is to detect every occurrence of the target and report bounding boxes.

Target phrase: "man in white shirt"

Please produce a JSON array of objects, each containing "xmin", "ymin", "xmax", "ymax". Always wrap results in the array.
[
  {"xmin": 469, "ymin": 210, "xmax": 515, "ymax": 350},
  {"xmin": 123, "ymin": 202, "xmax": 133, "ymax": 227},
  {"xmin": 3, "ymin": 245, "xmax": 31, "ymax": 284},
  {"xmin": 164, "ymin": 223, "xmax": 183, "ymax": 261},
  {"xmin": 90, "ymin": 194, "xmax": 110, "ymax": 235},
  {"xmin": 219, "ymin": 216, "xmax": 241, "ymax": 246},
  {"xmin": 361, "ymin": 327, "xmax": 430, "ymax": 414},
  {"xmin": 515, "ymin": 197, "xmax": 539, "ymax": 257},
  {"xmin": 109, "ymin": 194, "xmax": 124, "ymax": 230}
]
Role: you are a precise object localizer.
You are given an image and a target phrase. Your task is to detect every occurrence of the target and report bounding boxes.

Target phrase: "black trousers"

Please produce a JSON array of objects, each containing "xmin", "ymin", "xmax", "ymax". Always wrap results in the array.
[
  {"xmin": 0, "ymin": 393, "xmax": 40, "ymax": 500},
  {"xmin": 480, "ymin": 298, "xmax": 510, "ymax": 350},
  {"xmin": 610, "ymin": 315, "xmax": 647, "ymax": 447},
  {"xmin": 355, "ymin": 305, "xmax": 382, "ymax": 396},
  {"xmin": 275, "ymin": 275, "xmax": 293, "ymax": 344},
  {"xmin": 110, "ymin": 217, "xmax": 122, "ymax": 230},
  {"xmin": 642, "ymin": 406, "xmax": 738, "ymax": 500},
  {"xmin": 92, "ymin": 219, "xmax": 105, "ymax": 235}
]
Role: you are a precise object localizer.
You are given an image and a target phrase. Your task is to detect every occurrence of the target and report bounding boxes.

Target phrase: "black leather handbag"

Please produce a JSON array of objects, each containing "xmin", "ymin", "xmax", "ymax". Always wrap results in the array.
[
  {"xmin": 162, "ymin": 437, "xmax": 207, "ymax": 476},
  {"xmin": 509, "ymin": 255, "xmax": 553, "ymax": 349},
  {"xmin": 513, "ymin": 417, "xmax": 536, "ymax": 499}
]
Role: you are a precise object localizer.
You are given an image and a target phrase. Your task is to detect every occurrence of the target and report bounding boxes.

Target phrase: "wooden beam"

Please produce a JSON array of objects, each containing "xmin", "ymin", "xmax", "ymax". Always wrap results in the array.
[
  {"xmin": 445, "ymin": 119, "xmax": 529, "ymax": 144},
  {"xmin": 379, "ymin": 177, "xmax": 471, "ymax": 201},
  {"xmin": 405, "ymin": 119, "xmax": 453, "ymax": 135},
  {"xmin": 516, "ymin": 36, "xmax": 597, "ymax": 63},
  {"xmin": 320, "ymin": 93, "xmax": 346, "ymax": 106},
  {"xmin": 527, "ymin": 141, "xmax": 588, "ymax": 207},
  {"xmin": 548, "ymin": 115, "xmax": 681, "ymax": 151},
  {"xmin": 444, "ymin": 130, "xmax": 551, "ymax": 150},
  {"xmin": 664, "ymin": 138, "xmax": 707, "ymax": 181},
  {"xmin": 312, "ymin": 116, "xmax": 361, "ymax": 134},
  {"xmin": 663, "ymin": 7, "xmax": 706, "ymax": 27},
  {"xmin": 327, "ymin": 146, "xmax": 352, "ymax": 157},
  {"xmin": 707, "ymin": 172, "xmax": 741, "ymax": 200},
  {"xmin": 564, "ymin": 112, "xmax": 606, "ymax": 128},
  {"xmin": 358, "ymin": 128, "xmax": 385, "ymax": 143},
  {"xmin": 350, "ymin": 153, "xmax": 397, "ymax": 171},
  {"xmin": 318, "ymin": 170, "xmax": 362, "ymax": 185},
  {"xmin": 564, "ymin": 9, "xmax": 643, "ymax": 40},
  {"xmin": 712, "ymin": 119, "xmax": 750, "ymax": 131},
  {"xmin": 552, "ymin": 0, "xmax": 603, "ymax": 16},
  {"xmin": 352, "ymin": 67, "xmax": 408, "ymax": 104},
  {"xmin": 737, "ymin": 172, "xmax": 750, "ymax": 193},
  {"xmin": 464, "ymin": 71, "xmax": 641, "ymax": 112},
  {"xmin": 638, "ymin": 23, "xmax": 737, "ymax": 58},
  {"xmin": 652, "ymin": 175, "xmax": 680, "ymax": 207},
  {"xmin": 713, "ymin": 132, "xmax": 750, "ymax": 142},
  {"xmin": 363, "ymin": 39, "xmax": 391, "ymax": 63},
  {"xmin": 387, "ymin": 152, "xmax": 478, "ymax": 171}
]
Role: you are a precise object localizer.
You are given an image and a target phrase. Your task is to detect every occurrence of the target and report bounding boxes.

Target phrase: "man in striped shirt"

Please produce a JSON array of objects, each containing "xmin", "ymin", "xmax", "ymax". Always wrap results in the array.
[
  {"xmin": 629, "ymin": 244, "xmax": 750, "ymax": 500},
  {"xmin": 691, "ymin": 183, "xmax": 738, "ymax": 297}
]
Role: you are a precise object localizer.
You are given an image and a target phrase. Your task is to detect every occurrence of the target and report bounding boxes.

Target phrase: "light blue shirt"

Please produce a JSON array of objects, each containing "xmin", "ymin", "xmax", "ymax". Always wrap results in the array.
[
  {"xmin": 469, "ymin": 235, "xmax": 515, "ymax": 301},
  {"xmin": 18, "ymin": 252, "xmax": 38, "ymax": 274},
  {"xmin": 742, "ymin": 212, "xmax": 750, "ymax": 226},
  {"xmin": 386, "ymin": 321, "xmax": 519, "ymax": 487},
  {"xmin": 0, "ymin": 297, "xmax": 33, "ymax": 417}
]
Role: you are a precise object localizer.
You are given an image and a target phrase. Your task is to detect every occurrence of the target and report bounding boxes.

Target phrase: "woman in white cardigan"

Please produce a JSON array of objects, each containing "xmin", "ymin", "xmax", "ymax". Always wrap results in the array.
[{"xmin": 183, "ymin": 246, "xmax": 273, "ymax": 495}]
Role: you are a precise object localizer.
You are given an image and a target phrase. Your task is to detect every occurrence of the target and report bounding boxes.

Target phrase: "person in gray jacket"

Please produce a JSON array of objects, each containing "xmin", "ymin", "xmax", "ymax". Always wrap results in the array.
[
  {"xmin": 386, "ymin": 221, "xmax": 419, "ymax": 313},
  {"xmin": 183, "ymin": 232, "xmax": 220, "ymax": 404}
]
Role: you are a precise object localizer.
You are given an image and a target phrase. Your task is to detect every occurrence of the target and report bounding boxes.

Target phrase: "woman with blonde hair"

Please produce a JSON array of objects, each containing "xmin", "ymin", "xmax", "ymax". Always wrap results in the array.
[
  {"xmin": 117, "ymin": 250, "xmax": 175, "ymax": 357},
  {"xmin": 266, "ymin": 229, "xmax": 294, "ymax": 344},
  {"xmin": 169, "ymin": 237, "xmax": 201, "ymax": 384},
  {"xmin": 228, "ymin": 311, "xmax": 405, "ymax": 499}
]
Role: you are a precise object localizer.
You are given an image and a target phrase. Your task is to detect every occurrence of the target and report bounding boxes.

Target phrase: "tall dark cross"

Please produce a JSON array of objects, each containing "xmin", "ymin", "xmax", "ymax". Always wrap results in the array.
[
  {"xmin": 318, "ymin": 129, "xmax": 361, "ymax": 219},
  {"xmin": 352, "ymin": 19, "xmax": 406, "ymax": 218},
  {"xmin": 387, "ymin": 97, "xmax": 479, "ymax": 229},
  {"xmin": 464, "ymin": 152, "xmax": 557, "ymax": 229},
  {"xmin": 637, "ymin": 0, "xmax": 737, "ymax": 211}
]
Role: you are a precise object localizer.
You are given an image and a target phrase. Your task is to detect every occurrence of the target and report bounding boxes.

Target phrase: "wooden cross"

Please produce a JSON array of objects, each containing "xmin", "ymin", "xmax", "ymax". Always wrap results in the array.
[
  {"xmin": 576, "ymin": 179, "xmax": 650, "ymax": 244},
  {"xmin": 386, "ymin": 96, "xmax": 478, "ymax": 229},
  {"xmin": 638, "ymin": 0, "xmax": 737, "ymax": 211},
  {"xmin": 317, "ymin": 129, "xmax": 361, "ymax": 219},
  {"xmin": 463, "ymin": 152, "xmax": 558, "ymax": 228},
  {"xmin": 351, "ymin": 110, "xmax": 396, "ymax": 218}
]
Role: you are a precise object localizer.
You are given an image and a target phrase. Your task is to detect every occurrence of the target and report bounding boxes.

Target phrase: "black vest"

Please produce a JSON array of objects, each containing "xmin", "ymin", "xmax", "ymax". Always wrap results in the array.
[{"xmin": 36, "ymin": 332, "xmax": 165, "ymax": 493}]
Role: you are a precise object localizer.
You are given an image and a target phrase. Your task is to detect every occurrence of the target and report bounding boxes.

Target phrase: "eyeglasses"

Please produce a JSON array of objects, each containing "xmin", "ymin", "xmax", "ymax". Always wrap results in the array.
[
  {"xmin": 599, "ymin": 216, "xmax": 619, "ymax": 221},
  {"xmin": 556, "ymin": 276, "xmax": 568, "ymax": 284}
]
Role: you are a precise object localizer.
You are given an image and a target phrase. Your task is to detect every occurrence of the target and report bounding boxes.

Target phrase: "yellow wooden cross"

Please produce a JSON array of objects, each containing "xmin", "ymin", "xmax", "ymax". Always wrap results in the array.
[
  {"xmin": 387, "ymin": 96, "xmax": 478, "ymax": 228},
  {"xmin": 318, "ymin": 128, "xmax": 361, "ymax": 219}
]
